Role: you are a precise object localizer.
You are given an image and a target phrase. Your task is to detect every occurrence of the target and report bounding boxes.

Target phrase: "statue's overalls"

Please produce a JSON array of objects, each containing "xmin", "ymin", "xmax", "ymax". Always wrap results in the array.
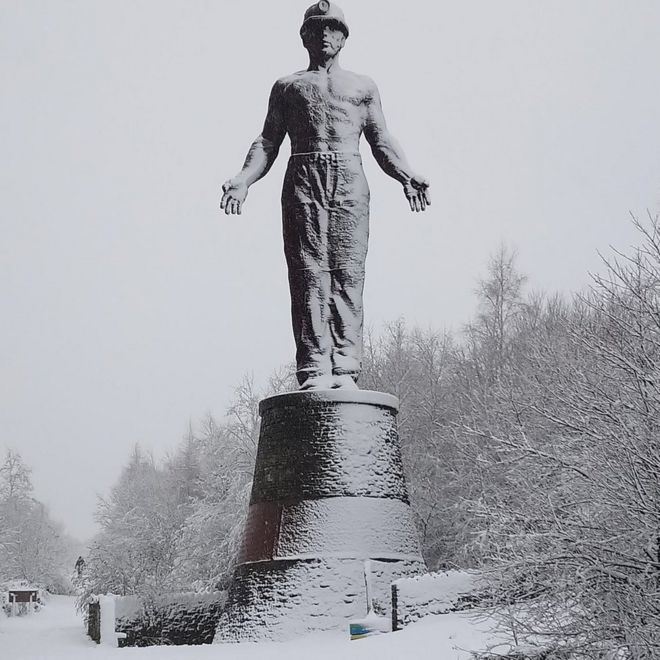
[{"xmin": 282, "ymin": 151, "xmax": 369, "ymax": 386}]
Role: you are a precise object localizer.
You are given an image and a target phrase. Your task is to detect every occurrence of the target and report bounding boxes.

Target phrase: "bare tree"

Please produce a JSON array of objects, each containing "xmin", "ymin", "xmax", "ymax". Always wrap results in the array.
[{"xmin": 459, "ymin": 218, "xmax": 660, "ymax": 658}]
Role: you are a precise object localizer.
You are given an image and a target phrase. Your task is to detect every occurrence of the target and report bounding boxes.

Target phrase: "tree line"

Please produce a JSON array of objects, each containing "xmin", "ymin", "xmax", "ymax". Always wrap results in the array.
[
  {"xmin": 0, "ymin": 450, "xmax": 78, "ymax": 593},
  {"xmin": 80, "ymin": 216, "xmax": 660, "ymax": 658}
]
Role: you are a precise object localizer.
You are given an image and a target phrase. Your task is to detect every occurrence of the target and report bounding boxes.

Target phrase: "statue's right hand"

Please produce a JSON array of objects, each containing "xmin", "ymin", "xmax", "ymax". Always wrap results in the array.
[{"xmin": 220, "ymin": 178, "xmax": 248, "ymax": 215}]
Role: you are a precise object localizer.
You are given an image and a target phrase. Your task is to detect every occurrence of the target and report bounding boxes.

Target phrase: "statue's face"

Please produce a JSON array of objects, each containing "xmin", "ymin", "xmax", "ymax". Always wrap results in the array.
[{"xmin": 302, "ymin": 20, "xmax": 346, "ymax": 58}]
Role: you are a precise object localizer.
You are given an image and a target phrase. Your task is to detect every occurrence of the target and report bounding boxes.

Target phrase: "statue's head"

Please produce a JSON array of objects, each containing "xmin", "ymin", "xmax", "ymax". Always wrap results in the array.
[{"xmin": 300, "ymin": 1, "xmax": 349, "ymax": 58}]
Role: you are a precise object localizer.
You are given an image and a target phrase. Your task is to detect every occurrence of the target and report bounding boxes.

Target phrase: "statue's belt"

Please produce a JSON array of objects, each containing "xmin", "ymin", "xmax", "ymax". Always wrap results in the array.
[{"xmin": 290, "ymin": 151, "xmax": 361, "ymax": 159}]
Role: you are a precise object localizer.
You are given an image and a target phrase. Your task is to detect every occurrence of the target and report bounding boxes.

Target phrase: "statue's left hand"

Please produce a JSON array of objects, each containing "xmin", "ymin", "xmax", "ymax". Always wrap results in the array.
[
  {"xmin": 403, "ymin": 175, "xmax": 431, "ymax": 213},
  {"xmin": 220, "ymin": 178, "xmax": 248, "ymax": 215}
]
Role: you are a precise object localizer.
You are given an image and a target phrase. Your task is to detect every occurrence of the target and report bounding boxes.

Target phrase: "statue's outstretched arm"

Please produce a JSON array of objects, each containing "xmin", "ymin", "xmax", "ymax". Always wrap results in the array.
[
  {"xmin": 221, "ymin": 82, "xmax": 287, "ymax": 215},
  {"xmin": 363, "ymin": 80, "xmax": 431, "ymax": 213}
]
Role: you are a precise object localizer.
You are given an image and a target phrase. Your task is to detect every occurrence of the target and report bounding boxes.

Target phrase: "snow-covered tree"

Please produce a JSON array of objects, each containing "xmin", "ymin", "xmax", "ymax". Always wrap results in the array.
[
  {"xmin": 459, "ymin": 219, "xmax": 660, "ymax": 657},
  {"xmin": 0, "ymin": 450, "xmax": 77, "ymax": 591},
  {"xmin": 81, "ymin": 372, "xmax": 294, "ymax": 601},
  {"xmin": 81, "ymin": 446, "xmax": 185, "ymax": 599}
]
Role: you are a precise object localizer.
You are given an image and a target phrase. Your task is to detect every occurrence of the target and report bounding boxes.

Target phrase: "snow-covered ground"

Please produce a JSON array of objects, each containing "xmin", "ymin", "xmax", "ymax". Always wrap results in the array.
[{"xmin": 0, "ymin": 595, "xmax": 511, "ymax": 659}]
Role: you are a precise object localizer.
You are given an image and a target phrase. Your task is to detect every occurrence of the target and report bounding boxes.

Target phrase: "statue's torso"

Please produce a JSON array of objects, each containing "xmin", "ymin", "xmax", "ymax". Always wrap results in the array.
[{"xmin": 279, "ymin": 69, "xmax": 372, "ymax": 154}]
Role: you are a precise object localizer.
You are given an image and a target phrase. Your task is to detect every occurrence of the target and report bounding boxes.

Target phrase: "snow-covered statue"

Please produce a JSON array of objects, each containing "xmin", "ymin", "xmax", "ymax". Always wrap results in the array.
[{"xmin": 221, "ymin": 1, "xmax": 430, "ymax": 390}]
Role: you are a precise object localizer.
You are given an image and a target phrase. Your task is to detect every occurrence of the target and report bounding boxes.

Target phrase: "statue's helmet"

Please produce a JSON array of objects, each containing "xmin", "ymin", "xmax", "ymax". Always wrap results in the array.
[{"xmin": 300, "ymin": 1, "xmax": 349, "ymax": 38}]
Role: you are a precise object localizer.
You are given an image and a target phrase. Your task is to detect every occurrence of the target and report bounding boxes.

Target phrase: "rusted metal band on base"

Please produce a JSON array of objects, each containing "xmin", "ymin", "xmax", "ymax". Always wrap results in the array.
[{"xmin": 240, "ymin": 496, "xmax": 423, "ymax": 564}]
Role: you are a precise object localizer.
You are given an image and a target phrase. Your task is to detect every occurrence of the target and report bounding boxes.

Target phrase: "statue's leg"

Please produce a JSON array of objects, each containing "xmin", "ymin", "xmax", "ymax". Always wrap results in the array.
[
  {"xmin": 327, "ymin": 154, "xmax": 370, "ymax": 384},
  {"xmin": 287, "ymin": 263, "xmax": 332, "ymax": 386},
  {"xmin": 282, "ymin": 157, "xmax": 333, "ymax": 387},
  {"xmin": 329, "ymin": 266, "xmax": 365, "ymax": 385}
]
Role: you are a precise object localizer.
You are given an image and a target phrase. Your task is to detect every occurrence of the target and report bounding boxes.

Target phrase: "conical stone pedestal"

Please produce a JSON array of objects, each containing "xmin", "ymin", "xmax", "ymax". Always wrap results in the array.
[{"xmin": 214, "ymin": 390, "xmax": 426, "ymax": 642}]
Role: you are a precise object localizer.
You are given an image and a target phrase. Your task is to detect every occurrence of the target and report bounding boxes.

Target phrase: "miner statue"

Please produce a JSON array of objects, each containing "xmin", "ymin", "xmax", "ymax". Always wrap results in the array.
[{"xmin": 221, "ymin": 1, "xmax": 430, "ymax": 390}]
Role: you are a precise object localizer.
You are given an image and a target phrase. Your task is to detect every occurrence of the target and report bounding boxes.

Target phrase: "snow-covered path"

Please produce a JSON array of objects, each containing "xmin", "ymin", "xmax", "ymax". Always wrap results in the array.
[
  {"xmin": 0, "ymin": 595, "xmax": 507, "ymax": 659},
  {"xmin": 0, "ymin": 595, "xmax": 97, "ymax": 659}
]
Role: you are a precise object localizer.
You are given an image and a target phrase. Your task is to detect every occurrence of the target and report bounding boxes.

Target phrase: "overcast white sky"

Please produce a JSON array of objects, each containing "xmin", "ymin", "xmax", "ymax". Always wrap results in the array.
[{"xmin": 2, "ymin": 0, "xmax": 660, "ymax": 541}]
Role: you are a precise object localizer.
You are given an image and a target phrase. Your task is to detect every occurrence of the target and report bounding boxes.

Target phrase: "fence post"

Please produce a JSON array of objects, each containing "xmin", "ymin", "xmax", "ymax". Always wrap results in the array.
[
  {"xmin": 391, "ymin": 583, "xmax": 399, "ymax": 632},
  {"xmin": 99, "ymin": 595, "xmax": 127, "ymax": 647}
]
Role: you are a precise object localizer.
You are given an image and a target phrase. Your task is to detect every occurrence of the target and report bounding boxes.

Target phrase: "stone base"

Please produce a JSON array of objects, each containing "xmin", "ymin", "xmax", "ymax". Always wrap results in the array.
[
  {"xmin": 214, "ymin": 390, "xmax": 426, "ymax": 642},
  {"xmin": 215, "ymin": 557, "xmax": 425, "ymax": 642}
]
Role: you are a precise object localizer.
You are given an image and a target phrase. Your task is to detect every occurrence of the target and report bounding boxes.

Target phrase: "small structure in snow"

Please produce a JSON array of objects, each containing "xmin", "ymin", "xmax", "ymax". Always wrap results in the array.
[{"xmin": 2, "ymin": 583, "xmax": 42, "ymax": 617}]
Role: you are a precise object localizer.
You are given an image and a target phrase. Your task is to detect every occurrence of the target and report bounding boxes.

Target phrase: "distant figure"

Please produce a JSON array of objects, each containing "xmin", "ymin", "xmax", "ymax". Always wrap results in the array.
[
  {"xmin": 221, "ymin": 1, "xmax": 430, "ymax": 390},
  {"xmin": 75, "ymin": 555, "xmax": 85, "ymax": 578}
]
